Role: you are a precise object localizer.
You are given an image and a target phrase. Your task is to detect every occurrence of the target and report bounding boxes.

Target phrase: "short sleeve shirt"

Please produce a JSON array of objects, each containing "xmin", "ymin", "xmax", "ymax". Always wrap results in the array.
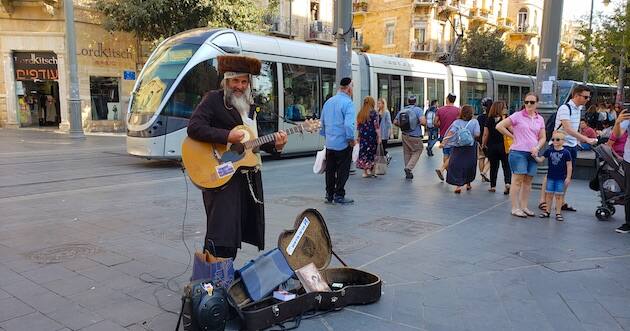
[
  {"xmin": 620, "ymin": 120, "xmax": 630, "ymax": 162},
  {"xmin": 508, "ymin": 110, "xmax": 545, "ymax": 152},
  {"xmin": 437, "ymin": 105, "xmax": 460, "ymax": 137},
  {"xmin": 555, "ymin": 100, "xmax": 582, "ymax": 147},
  {"xmin": 544, "ymin": 147, "xmax": 572, "ymax": 179}
]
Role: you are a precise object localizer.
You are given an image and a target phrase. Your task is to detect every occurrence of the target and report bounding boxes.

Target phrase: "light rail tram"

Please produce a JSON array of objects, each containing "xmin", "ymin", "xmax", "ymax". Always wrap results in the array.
[{"xmin": 126, "ymin": 28, "xmax": 624, "ymax": 159}]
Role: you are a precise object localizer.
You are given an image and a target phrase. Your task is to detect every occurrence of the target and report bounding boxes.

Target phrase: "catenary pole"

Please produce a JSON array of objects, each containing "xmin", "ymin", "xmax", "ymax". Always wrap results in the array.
[
  {"xmin": 335, "ymin": 0, "xmax": 353, "ymax": 85},
  {"xmin": 582, "ymin": 0, "xmax": 595, "ymax": 83},
  {"xmin": 64, "ymin": 0, "xmax": 85, "ymax": 138}
]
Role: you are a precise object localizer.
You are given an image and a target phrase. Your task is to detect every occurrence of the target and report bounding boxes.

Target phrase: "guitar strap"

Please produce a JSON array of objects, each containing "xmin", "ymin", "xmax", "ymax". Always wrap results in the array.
[{"xmin": 243, "ymin": 170, "xmax": 263, "ymax": 204}]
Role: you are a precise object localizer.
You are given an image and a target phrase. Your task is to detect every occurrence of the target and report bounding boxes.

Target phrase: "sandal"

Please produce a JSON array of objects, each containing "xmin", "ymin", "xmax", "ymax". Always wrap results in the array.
[
  {"xmin": 480, "ymin": 173, "xmax": 489, "ymax": 182},
  {"xmin": 504, "ymin": 185, "xmax": 510, "ymax": 195},
  {"xmin": 454, "ymin": 188, "xmax": 462, "ymax": 194},
  {"xmin": 561, "ymin": 203, "xmax": 577, "ymax": 212},
  {"xmin": 522, "ymin": 208, "xmax": 535, "ymax": 217},
  {"xmin": 435, "ymin": 169, "xmax": 444, "ymax": 181},
  {"xmin": 556, "ymin": 214, "xmax": 564, "ymax": 222},
  {"xmin": 538, "ymin": 202, "xmax": 547, "ymax": 211},
  {"xmin": 466, "ymin": 184, "xmax": 472, "ymax": 191},
  {"xmin": 488, "ymin": 187, "xmax": 496, "ymax": 192},
  {"xmin": 511, "ymin": 209, "xmax": 527, "ymax": 218},
  {"xmin": 539, "ymin": 211, "xmax": 550, "ymax": 218}
]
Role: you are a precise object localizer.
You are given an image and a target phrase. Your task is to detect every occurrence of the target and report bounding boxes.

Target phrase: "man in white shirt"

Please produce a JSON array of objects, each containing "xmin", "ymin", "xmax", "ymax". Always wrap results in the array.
[
  {"xmin": 612, "ymin": 108, "xmax": 630, "ymax": 233},
  {"xmin": 538, "ymin": 85, "xmax": 597, "ymax": 213}
]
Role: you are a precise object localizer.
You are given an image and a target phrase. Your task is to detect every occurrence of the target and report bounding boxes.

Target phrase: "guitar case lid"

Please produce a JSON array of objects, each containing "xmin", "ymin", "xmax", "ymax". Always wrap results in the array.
[{"xmin": 277, "ymin": 209, "xmax": 332, "ymax": 271}]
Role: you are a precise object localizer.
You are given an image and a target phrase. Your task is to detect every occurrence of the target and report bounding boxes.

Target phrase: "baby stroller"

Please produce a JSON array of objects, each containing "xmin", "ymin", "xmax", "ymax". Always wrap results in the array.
[{"xmin": 590, "ymin": 144, "xmax": 625, "ymax": 220}]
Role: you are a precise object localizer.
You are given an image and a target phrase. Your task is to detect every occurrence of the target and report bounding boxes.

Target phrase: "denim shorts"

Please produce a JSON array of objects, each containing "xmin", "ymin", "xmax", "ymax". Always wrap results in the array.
[
  {"xmin": 443, "ymin": 147, "xmax": 452, "ymax": 156},
  {"xmin": 508, "ymin": 150, "xmax": 537, "ymax": 177},
  {"xmin": 546, "ymin": 178, "xmax": 565, "ymax": 194}
]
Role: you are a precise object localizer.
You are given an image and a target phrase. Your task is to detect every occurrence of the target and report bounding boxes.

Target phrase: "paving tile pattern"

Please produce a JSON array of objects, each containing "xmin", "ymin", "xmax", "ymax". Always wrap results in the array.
[{"xmin": 1, "ymin": 128, "xmax": 629, "ymax": 330}]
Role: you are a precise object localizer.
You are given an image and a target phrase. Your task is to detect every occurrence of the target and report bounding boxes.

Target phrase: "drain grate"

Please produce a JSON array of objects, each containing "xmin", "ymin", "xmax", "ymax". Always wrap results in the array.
[
  {"xmin": 331, "ymin": 234, "xmax": 371, "ymax": 254},
  {"xmin": 361, "ymin": 217, "xmax": 443, "ymax": 236},
  {"xmin": 24, "ymin": 243, "xmax": 101, "ymax": 264},
  {"xmin": 269, "ymin": 196, "xmax": 324, "ymax": 207}
]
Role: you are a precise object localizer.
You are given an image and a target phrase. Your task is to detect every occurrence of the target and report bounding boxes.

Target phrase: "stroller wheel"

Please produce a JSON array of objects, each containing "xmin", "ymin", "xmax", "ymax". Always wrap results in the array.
[
  {"xmin": 606, "ymin": 204, "xmax": 616, "ymax": 215},
  {"xmin": 595, "ymin": 207, "xmax": 611, "ymax": 221}
]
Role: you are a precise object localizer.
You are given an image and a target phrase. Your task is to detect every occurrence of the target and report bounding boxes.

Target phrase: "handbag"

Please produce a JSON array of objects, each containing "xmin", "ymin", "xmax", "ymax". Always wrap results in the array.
[
  {"xmin": 503, "ymin": 135, "xmax": 513, "ymax": 154},
  {"xmin": 313, "ymin": 147, "xmax": 326, "ymax": 174},
  {"xmin": 191, "ymin": 249, "xmax": 235, "ymax": 289},
  {"xmin": 238, "ymin": 248, "xmax": 294, "ymax": 302},
  {"xmin": 374, "ymin": 143, "xmax": 387, "ymax": 175}
]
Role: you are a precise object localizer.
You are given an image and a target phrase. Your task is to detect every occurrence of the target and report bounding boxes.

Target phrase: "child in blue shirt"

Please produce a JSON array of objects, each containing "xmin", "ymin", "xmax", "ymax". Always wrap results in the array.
[{"xmin": 534, "ymin": 131, "xmax": 573, "ymax": 221}]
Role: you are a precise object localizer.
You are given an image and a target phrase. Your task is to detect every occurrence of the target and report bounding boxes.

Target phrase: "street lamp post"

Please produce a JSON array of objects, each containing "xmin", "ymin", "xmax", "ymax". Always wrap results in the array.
[
  {"xmin": 582, "ymin": 0, "xmax": 595, "ymax": 83},
  {"xmin": 63, "ymin": 0, "xmax": 85, "ymax": 138},
  {"xmin": 334, "ymin": 0, "xmax": 353, "ymax": 85}
]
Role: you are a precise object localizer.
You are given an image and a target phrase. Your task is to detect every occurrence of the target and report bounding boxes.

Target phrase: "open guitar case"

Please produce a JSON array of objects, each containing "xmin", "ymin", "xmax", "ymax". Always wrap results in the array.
[{"xmin": 227, "ymin": 209, "xmax": 382, "ymax": 330}]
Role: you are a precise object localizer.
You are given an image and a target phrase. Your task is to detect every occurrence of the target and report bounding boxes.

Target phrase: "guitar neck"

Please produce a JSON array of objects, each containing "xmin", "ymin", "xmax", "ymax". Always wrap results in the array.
[{"xmin": 243, "ymin": 125, "xmax": 303, "ymax": 149}]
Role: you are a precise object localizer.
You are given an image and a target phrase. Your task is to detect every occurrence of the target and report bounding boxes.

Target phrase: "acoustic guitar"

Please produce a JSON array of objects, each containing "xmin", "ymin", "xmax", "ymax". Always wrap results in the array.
[{"xmin": 182, "ymin": 119, "xmax": 320, "ymax": 189}]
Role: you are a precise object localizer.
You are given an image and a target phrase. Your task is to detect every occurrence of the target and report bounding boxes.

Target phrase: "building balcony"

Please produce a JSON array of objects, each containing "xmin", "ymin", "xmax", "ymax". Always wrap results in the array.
[
  {"xmin": 352, "ymin": 1, "xmax": 368, "ymax": 14},
  {"xmin": 410, "ymin": 40, "xmax": 431, "ymax": 53},
  {"xmin": 512, "ymin": 24, "xmax": 538, "ymax": 36},
  {"xmin": 437, "ymin": 0, "xmax": 459, "ymax": 13},
  {"xmin": 469, "ymin": 7, "xmax": 489, "ymax": 21},
  {"xmin": 413, "ymin": 0, "xmax": 437, "ymax": 7},
  {"xmin": 267, "ymin": 16, "xmax": 298, "ymax": 38},
  {"xmin": 305, "ymin": 21, "xmax": 334, "ymax": 45},
  {"xmin": 497, "ymin": 17, "xmax": 514, "ymax": 31},
  {"xmin": 353, "ymin": 36, "xmax": 369, "ymax": 51}
]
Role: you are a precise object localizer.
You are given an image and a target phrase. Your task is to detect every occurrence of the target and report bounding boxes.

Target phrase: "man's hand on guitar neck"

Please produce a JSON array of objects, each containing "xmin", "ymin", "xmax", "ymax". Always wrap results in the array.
[
  {"xmin": 274, "ymin": 130, "xmax": 288, "ymax": 152},
  {"xmin": 228, "ymin": 129, "xmax": 246, "ymax": 144}
]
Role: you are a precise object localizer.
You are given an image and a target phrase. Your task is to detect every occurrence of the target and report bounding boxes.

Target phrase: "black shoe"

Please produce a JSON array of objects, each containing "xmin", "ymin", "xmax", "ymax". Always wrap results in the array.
[
  {"xmin": 349, "ymin": 169, "xmax": 356, "ymax": 175},
  {"xmin": 325, "ymin": 196, "xmax": 334, "ymax": 204},
  {"xmin": 334, "ymin": 196, "xmax": 354, "ymax": 204},
  {"xmin": 616, "ymin": 224, "xmax": 630, "ymax": 233},
  {"xmin": 404, "ymin": 168, "xmax": 413, "ymax": 180}
]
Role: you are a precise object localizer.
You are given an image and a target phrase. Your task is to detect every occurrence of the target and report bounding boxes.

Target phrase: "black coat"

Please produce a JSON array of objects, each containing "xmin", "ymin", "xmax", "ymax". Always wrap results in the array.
[{"xmin": 187, "ymin": 90, "xmax": 277, "ymax": 251}]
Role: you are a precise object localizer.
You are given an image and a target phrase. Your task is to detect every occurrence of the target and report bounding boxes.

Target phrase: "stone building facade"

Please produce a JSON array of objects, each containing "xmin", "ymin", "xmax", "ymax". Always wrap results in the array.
[{"xmin": 0, "ymin": 0, "xmax": 139, "ymax": 133}]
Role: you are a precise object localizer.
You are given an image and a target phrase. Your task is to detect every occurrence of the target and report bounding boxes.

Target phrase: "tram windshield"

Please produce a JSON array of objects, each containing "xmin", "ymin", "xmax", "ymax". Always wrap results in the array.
[{"xmin": 129, "ymin": 43, "xmax": 201, "ymax": 124}]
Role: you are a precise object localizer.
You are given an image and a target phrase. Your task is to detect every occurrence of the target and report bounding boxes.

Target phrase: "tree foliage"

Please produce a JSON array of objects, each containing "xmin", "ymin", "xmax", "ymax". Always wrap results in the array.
[
  {"xmin": 94, "ymin": 0, "xmax": 267, "ymax": 42},
  {"xmin": 588, "ymin": 1, "xmax": 630, "ymax": 85},
  {"xmin": 451, "ymin": 25, "xmax": 536, "ymax": 75}
]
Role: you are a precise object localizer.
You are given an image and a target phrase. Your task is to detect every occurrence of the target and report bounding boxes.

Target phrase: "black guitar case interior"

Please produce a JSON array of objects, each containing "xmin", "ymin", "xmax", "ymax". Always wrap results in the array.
[{"xmin": 227, "ymin": 209, "xmax": 382, "ymax": 330}]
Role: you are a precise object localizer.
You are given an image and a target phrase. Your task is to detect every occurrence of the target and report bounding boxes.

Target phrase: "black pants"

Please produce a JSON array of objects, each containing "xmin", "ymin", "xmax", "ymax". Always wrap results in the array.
[
  {"xmin": 487, "ymin": 146, "xmax": 511, "ymax": 188},
  {"xmin": 624, "ymin": 161, "xmax": 630, "ymax": 226},
  {"xmin": 325, "ymin": 146, "xmax": 353, "ymax": 199},
  {"xmin": 204, "ymin": 245, "xmax": 238, "ymax": 259},
  {"xmin": 381, "ymin": 139, "xmax": 388, "ymax": 155}
]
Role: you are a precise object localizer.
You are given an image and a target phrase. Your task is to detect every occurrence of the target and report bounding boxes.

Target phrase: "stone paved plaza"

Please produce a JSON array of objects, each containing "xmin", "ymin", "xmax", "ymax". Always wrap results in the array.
[{"xmin": 1, "ymin": 128, "xmax": 629, "ymax": 331}]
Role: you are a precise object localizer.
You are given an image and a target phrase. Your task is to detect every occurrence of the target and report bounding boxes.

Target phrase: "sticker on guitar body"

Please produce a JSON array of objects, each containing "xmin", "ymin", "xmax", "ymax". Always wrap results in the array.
[{"xmin": 216, "ymin": 162, "xmax": 236, "ymax": 178}]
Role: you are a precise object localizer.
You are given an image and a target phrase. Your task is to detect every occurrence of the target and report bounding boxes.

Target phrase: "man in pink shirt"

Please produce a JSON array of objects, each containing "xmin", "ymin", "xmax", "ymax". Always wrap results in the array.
[{"xmin": 434, "ymin": 93, "xmax": 460, "ymax": 180}]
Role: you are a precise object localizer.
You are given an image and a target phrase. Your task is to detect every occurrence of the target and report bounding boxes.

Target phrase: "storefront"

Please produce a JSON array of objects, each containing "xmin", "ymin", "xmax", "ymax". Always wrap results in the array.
[{"xmin": 0, "ymin": 1, "xmax": 140, "ymax": 133}]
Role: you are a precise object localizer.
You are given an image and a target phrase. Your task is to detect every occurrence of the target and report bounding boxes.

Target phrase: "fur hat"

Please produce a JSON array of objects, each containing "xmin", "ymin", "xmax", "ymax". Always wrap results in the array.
[{"xmin": 217, "ymin": 55, "xmax": 261, "ymax": 76}]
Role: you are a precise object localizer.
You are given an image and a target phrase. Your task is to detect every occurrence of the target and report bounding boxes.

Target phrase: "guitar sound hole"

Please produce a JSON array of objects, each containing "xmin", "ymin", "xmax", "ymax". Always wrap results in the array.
[{"xmin": 220, "ymin": 143, "xmax": 245, "ymax": 163}]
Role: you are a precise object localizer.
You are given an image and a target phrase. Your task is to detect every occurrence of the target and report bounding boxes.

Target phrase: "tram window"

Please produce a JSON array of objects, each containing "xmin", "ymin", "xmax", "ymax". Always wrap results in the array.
[
  {"xmin": 510, "ymin": 86, "xmax": 520, "ymax": 113},
  {"xmin": 498, "ymin": 84, "xmax": 509, "ymax": 104},
  {"xmin": 460, "ymin": 81, "xmax": 487, "ymax": 114},
  {"xmin": 252, "ymin": 61, "xmax": 278, "ymax": 136},
  {"xmin": 404, "ymin": 76, "xmax": 424, "ymax": 108},
  {"xmin": 321, "ymin": 68, "xmax": 336, "ymax": 104},
  {"xmin": 427, "ymin": 78, "xmax": 444, "ymax": 106},
  {"xmin": 283, "ymin": 64, "xmax": 320, "ymax": 120},
  {"xmin": 520, "ymin": 86, "xmax": 530, "ymax": 111},
  {"xmin": 212, "ymin": 33, "xmax": 239, "ymax": 49},
  {"xmin": 162, "ymin": 59, "xmax": 219, "ymax": 119},
  {"xmin": 130, "ymin": 43, "xmax": 201, "ymax": 119},
  {"xmin": 378, "ymin": 73, "xmax": 401, "ymax": 137}
]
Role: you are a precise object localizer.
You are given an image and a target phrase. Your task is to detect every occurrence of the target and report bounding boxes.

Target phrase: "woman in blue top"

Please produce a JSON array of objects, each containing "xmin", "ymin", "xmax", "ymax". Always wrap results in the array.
[
  {"xmin": 441, "ymin": 105, "xmax": 481, "ymax": 193},
  {"xmin": 377, "ymin": 98, "xmax": 392, "ymax": 163}
]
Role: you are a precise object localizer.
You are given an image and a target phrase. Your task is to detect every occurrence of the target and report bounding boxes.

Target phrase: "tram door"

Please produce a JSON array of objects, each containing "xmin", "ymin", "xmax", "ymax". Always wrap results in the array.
[{"xmin": 377, "ymin": 74, "xmax": 401, "ymax": 139}]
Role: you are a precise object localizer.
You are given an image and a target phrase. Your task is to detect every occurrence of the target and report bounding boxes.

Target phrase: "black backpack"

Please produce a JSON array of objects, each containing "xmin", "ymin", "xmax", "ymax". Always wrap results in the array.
[
  {"xmin": 545, "ymin": 102, "xmax": 571, "ymax": 141},
  {"xmin": 398, "ymin": 111, "xmax": 411, "ymax": 131}
]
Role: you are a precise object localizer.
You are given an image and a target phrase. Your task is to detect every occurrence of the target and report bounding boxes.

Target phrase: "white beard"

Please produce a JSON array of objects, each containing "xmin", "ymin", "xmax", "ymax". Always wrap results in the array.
[{"xmin": 225, "ymin": 87, "xmax": 252, "ymax": 118}]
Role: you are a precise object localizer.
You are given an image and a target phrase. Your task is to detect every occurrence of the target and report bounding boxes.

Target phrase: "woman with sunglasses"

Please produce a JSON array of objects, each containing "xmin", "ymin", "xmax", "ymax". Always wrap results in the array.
[
  {"xmin": 496, "ymin": 93, "xmax": 546, "ymax": 218},
  {"xmin": 537, "ymin": 85, "xmax": 598, "ymax": 213}
]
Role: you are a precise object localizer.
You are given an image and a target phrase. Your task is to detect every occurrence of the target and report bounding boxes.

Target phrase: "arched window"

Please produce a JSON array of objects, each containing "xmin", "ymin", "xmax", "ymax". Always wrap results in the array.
[{"xmin": 517, "ymin": 8, "xmax": 528, "ymax": 32}]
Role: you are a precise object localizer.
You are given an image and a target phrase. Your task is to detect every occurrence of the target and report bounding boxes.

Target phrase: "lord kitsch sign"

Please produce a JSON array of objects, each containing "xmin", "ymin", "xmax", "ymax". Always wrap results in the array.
[{"xmin": 13, "ymin": 52, "xmax": 58, "ymax": 81}]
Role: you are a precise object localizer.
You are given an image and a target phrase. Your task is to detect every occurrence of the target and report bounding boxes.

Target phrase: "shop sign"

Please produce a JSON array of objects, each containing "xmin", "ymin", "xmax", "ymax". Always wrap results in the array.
[
  {"xmin": 13, "ymin": 52, "xmax": 59, "ymax": 81},
  {"xmin": 79, "ymin": 43, "xmax": 133, "ymax": 59},
  {"xmin": 123, "ymin": 70, "xmax": 136, "ymax": 80}
]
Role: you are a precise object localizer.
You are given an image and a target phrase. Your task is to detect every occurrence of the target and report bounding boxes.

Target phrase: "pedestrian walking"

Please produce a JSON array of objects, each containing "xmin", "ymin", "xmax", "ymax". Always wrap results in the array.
[
  {"xmin": 496, "ymin": 92, "xmax": 546, "ymax": 218},
  {"xmin": 320, "ymin": 77, "xmax": 356, "ymax": 204},
  {"xmin": 442, "ymin": 105, "xmax": 481, "ymax": 193},
  {"xmin": 537, "ymin": 85, "xmax": 597, "ymax": 213},
  {"xmin": 612, "ymin": 108, "xmax": 630, "ymax": 233},
  {"xmin": 477, "ymin": 98, "xmax": 492, "ymax": 182},
  {"xmin": 377, "ymin": 98, "xmax": 392, "ymax": 163},
  {"xmin": 393, "ymin": 95, "xmax": 426, "ymax": 180},
  {"xmin": 356, "ymin": 96, "xmax": 381, "ymax": 178},
  {"xmin": 425, "ymin": 100, "xmax": 439, "ymax": 157},
  {"xmin": 534, "ymin": 131, "xmax": 573, "ymax": 222},
  {"xmin": 481, "ymin": 101, "xmax": 511, "ymax": 194},
  {"xmin": 434, "ymin": 93, "xmax": 460, "ymax": 181}
]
